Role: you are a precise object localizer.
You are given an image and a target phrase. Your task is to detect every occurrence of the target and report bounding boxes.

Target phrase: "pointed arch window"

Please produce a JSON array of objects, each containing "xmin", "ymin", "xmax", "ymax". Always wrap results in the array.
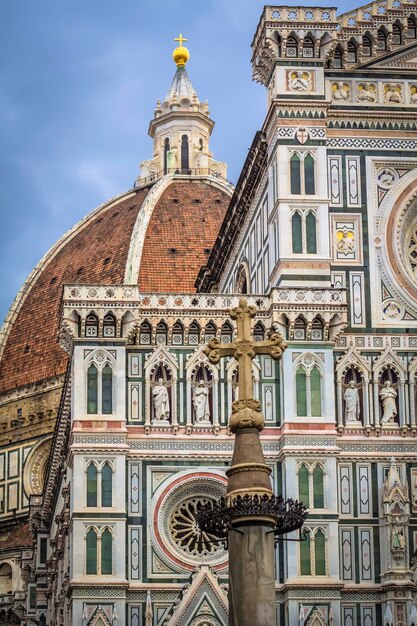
[
  {"xmin": 299, "ymin": 527, "xmax": 328, "ymax": 576},
  {"xmin": 103, "ymin": 313, "xmax": 116, "ymax": 338},
  {"xmin": 102, "ymin": 364, "xmax": 113, "ymax": 414},
  {"xmin": 408, "ymin": 16, "xmax": 417, "ymax": 39},
  {"xmin": 164, "ymin": 137, "xmax": 170, "ymax": 175},
  {"xmin": 306, "ymin": 212, "xmax": 317, "ymax": 253},
  {"xmin": 311, "ymin": 366, "xmax": 322, "ymax": 417},
  {"xmin": 181, "ymin": 134, "xmax": 190, "ymax": 173},
  {"xmin": 332, "ymin": 46, "xmax": 343, "ymax": 69},
  {"xmin": 311, "ymin": 317, "xmax": 324, "ymax": 341},
  {"xmin": 303, "ymin": 36, "xmax": 314, "ymax": 58},
  {"xmin": 86, "ymin": 313, "xmax": 99, "ymax": 337},
  {"xmin": 392, "ymin": 22, "xmax": 402, "ymax": 45},
  {"xmin": 377, "ymin": 28, "xmax": 387, "ymax": 51},
  {"xmin": 253, "ymin": 322, "xmax": 265, "ymax": 342},
  {"xmin": 86, "ymin": 358, "xmax": 114, "ymax": 415},
  {"xmin": 300, "ymin": 529, "xmax": 311, "ymax": 575},
  {"xmin": 221, "ymin": 322, "xmax": 233, "ymax": 343},
  {"xmin": 86, "ymin": 528, "xmax": 98, "ymax": 574},
  {"xmin": 101, "ymin": 463, "xmax": 113, "ymax": 507},
  {"xmin": 204, "ymin": 321, "xmax": 217, "ymax": 343},
  {"xmin": 292, "ymin": 212, "xmax": 303, "ymax": 253},
  {"xmin": 362, "ymin": 33, "xmax": 372, "ymax": 56},
  {"xmin": 294, "ymin": 317, "xmax": 306, "ymax": 340},
  {"xmin": 298, "ymin": 463, "xmax": 310, "ymax": 506},
  {"xmin": 86, "ymin": 463, "xmax": 98, "ymax": 507},
  {"xmin": 290, "ymin": 154, "xmax": 301, "ymax": 194},
  {"xmin": 156, "ymin": 321, "xmax": 168, "ymax": 345},
  {"xmin": 347, "ymin": 40, "xmax": 358, "ymax": 63},
  {"xmin": 314, "ymin": 529, "xmax": 326, "ymax": 575},
  {"xmin": 101, "ymin": 528, "xmax": 112, "ymax": 575},
  {"xmin": 188, "ymin": 322, "xmax": 201, "ymax": 346},
  {"xmin": 139, "ymin": 321, "xmax": 152, "ymax": 345},
  {"xmin": 295, "ymin": 357, "xmax": 323, "ymax": 418},
  {"xmin": 86, "ymin": 527, "xmax": 113, "ymax": 575},
  {"xmin": 172, "ymin": 321, "xmax": 184, "ymax": 346},
  {"xmin": 292, "ymin": 209, "xmax": 318, "ymax": 255},
  {"xmin": 304, "ymin": 154, "xmax": 315, "ymax": 195},
  {"xmin": 296, "ymin": 366, "xmax": 308, "ymax": 416},
  {"xmin": 286, "ymin": 35, "xmax": 299, "ymax": 57},
  {"xmin": 298, "ymin": 462, "xmax": 326, "ymax": 509},
  {"xmin": 87, "ymin": 365, "xmax": 98, "ymax": 414},
  {"xmin": 290, "ymin": 152, "xmax": 316, "ymax": 196},
  {"xmin": 313, "ymin": 465, "xmax": 324, "ymax": 508}
]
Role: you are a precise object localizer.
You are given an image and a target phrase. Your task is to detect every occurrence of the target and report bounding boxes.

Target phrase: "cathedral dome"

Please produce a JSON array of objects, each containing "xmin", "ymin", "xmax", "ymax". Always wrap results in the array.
[{"xmin": 0, "ymin": 176, "xmax": 231, "ymax": 394}]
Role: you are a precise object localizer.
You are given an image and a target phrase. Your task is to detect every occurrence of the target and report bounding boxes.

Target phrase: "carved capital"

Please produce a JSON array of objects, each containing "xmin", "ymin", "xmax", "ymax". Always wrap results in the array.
[{"xmin": 230, "ymin": 399, "xmax": 264, "ymax": 433}]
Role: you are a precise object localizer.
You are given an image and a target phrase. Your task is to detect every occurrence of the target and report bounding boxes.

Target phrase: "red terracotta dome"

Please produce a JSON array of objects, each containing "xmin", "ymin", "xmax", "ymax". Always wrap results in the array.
[{"xmin": 0, "ymin": 177, "xmax": 231, "ymax": 394}]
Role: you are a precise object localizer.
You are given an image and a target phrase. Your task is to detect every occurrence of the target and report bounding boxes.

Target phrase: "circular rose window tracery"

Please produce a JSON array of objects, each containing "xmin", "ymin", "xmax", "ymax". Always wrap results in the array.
[
  {"xmin": 169, "ymin": 496, "xmax": 221, "ymax": 557},
  {"xmin": 150, "ymin": 471, "xmax": 227, "ymax": 571}
]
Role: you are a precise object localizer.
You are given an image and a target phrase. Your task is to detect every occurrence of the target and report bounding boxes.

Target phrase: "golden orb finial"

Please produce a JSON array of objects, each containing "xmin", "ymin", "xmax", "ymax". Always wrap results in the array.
[{"xmin": 173, "ymin": 33, "xmax": 189, "ymax": 67}]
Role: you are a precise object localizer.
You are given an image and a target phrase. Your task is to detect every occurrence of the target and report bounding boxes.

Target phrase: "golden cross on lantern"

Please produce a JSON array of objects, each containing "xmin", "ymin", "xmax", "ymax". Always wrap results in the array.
[
  {"xmin": 204, "ymin": 298, "xmax": 286, "ymax": 432},
  {"xmin": 174, "ymin": 33, "xmax": 188, "ymax": 47}
]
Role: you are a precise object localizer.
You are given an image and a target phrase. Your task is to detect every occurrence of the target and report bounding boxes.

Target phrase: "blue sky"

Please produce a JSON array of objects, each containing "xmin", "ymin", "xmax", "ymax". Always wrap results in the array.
[{"xmin": 0, "ymin": 0, "xmax": 354, "ymax": 323}]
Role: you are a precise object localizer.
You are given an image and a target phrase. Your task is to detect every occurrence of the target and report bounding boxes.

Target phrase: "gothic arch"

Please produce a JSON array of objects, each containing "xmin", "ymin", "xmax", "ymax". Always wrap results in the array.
[
  {"xmin": 235, "ymin": 261, "xmax": 250, "ymax": 294},
  {"xmin": 144, "ymin": 344, "xmax": 179, "ymax": 430},
  {"xmin": 185, "ymin": 347, "xmax": 220, "ymax": 432},
  {"xmin": 23, "ymin": 437, "xmax": 52, "ymax": 497}
]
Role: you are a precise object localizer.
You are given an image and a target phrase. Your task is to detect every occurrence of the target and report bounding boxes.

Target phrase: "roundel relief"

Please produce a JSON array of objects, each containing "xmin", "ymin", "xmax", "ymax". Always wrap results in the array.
[
  {"xmin": 23, "ymin": 437, "xmax": 52, "ymax": 497},
  {"xmin": 150, "ymin": 471, "xmax": 227, "ymax": 572}
]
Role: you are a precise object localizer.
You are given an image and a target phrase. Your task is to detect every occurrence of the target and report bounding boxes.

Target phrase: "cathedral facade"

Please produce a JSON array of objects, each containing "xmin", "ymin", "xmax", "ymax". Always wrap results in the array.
[{"xmin": 1, "ymin": 3, "xmax": 417, "ymax": 625}]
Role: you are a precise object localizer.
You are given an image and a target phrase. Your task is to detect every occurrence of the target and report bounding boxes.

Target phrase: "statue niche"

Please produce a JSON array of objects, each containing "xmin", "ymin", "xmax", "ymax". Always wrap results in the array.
[
  {"xmin": 379, "ymin": 368, "xmax": 399, "ymax": 426},
  {"xmin": 151, "ymin": 364, "xmax": 172, "ymax": 423},
  {"xmin": 342, "ymin": 366, "xmax": 363, "ymax": 425},
  {"xmin": 192, "ymin": 365, "xmax": 213, "ymax": 425}
]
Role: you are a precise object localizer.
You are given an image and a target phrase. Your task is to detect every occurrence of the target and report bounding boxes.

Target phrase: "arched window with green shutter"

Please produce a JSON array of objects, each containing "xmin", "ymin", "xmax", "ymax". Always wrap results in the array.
[
  {"xmin": 306, "ymin": 212, "xmax": 317, "ymax": 254},
  {"xmin": 313, "ymin": 465, "xmax": 324, "ymax": 508},
  {"xmin": 86, "ymin": 528, "xmax": 97, "ymax": 574},
  {"xmin": 87, "ymin": 364, "xmax": 98, "ymax": 414},
  {"xmin": 101, "ymin": 528, "xmax": 112, "ymax": 575},
  {"xmin": 290, "ymin": 154, "xmax": 301, "ymax": 194},
  {"xmin": 304, "ymin": 153, "xmax": 315, "ymax": 194},
  {"xmin": 101, "ymin": 463, "xmax": 112, "ymax": 507},
  {"xmin": 86, "ymin": 463, "xmax": 97, "ymax": 507},
  {"xmin": 292, "ymin": 212, "xmax": 303, "ymax": 253},
  {"xmin": 181, "ymin": 134, "xmax": 190, "ymax": 173},
  {"xmin": 298, "ymin": 464, "xmax": 310, "ymax": 507},
  {"xmin": 102, "ymin": 364, "xmax": 113, "ymax": 414},
  {"xmin": 314, "ymin": 529, "xmax": 326, "ymax": 575},
  {"xmin": 296, "ymin": 366, "xmax": 307, "ymax": 416},
  {"xmin": 300, "ymin": 530, "xmax": 311, "ymax": 575},
  {"xmin": 310, "ymin": 366, "xmax": 322, "ymax": 417}
]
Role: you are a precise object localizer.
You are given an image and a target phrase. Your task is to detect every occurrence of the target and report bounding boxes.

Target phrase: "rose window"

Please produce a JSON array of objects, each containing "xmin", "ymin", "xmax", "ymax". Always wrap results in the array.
[
  {"xmin": 151, "ymin": 472, "xmax": 227, "ymax": 570},
  {"xmin": 169, "ymin": 496, "xmax": 221, "ymax": 556}
]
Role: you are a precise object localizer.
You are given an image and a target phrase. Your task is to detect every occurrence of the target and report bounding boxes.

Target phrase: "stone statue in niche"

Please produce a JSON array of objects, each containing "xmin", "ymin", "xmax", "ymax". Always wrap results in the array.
[
  {"xmin": 380, "ymin": 380, "xmax": 398, "ymax": 423},
  {"xmin": 344, "ymin": 381, "xmax": 360, "ymax": 422},
  {"xmin": 392, "ymin": 521, "xmax": 405, "ymax": 550},
  {"xmin": 194, "ymin": 381, "xmax": 211, "ymax": 422},
  {"xmin": 384, "ymin": 83, "xmax": 403, "ymax": 104},
  {"xmin": 153, "ymin": 378, "xmax": 170, "ymax": 421},
  {"xmin": 358, "ymin": 82, "xmax": 377, "ymax": 102},
  {"xmin": 332, "ymin": 81, "xmax": 350, "ymax": 101},
  {"xmin": 288, "ymin": 71, "xmax": 310, "ymax": 92}
]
